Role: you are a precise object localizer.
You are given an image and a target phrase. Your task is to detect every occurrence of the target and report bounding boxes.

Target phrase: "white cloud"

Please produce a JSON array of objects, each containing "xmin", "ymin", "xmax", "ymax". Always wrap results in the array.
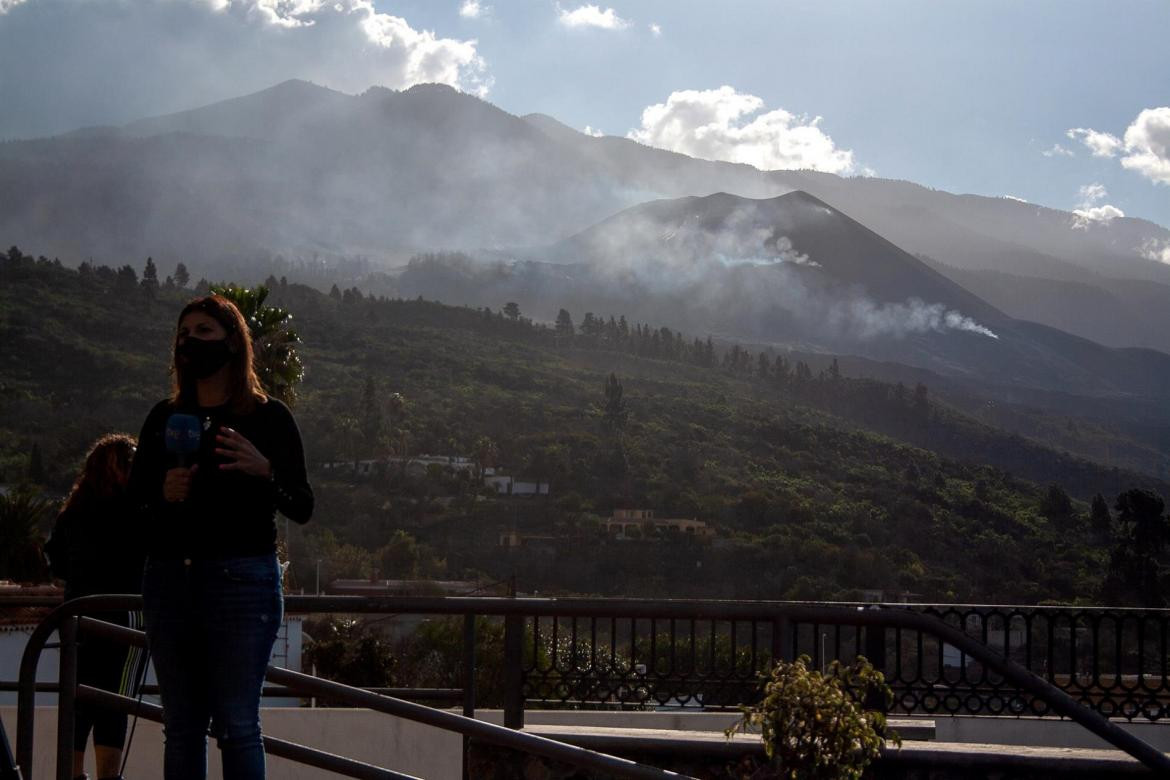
[
  {"xmin": 1078, "ymin": 183, "xmax": 1108, "ymax": 204},
  {"xmin": 0, "ymin": 0, "xmax": 28, "ymax": 12},
  {"xmin": 1071, "ymin": 182, "xmax": 1123, "ymax": 228},
  {"xmin": 648, "ymin": 22, "xmax": 661, "ymax": 36},
  {"xmin": 627, "ymin": 86, "xmax": 855, "ymax": 174},
  {"xmin": 1067, "ymin": 109, "xmax": 1170, "ymax": 187},
  {"xmin": 1042, "ymin": 143, "xmax": 1074, "ymax": 158},
  {"xmin": 1072, "ymin": 204, "xmax": 1124, "ymax": 228},
  {"xmin": 459, "ymin": 0, "xmax": 485, "ymax": 18},
  {"xmin": 583, "ymin": 125, "xmax": 604, "ymax": 137},
  {"xmin": 0, "ymin": 0, "xmax": 489, "ymax": 138},
  {"xmin": 1139, "ymin": 239, "xmax": 1170, "ymax": 264},
  {"xmin": 1120, "ymin": 107, "xmax": 1170, "ymax": 185},
  {"xmin": 557, "ymin": 4, "xmax": 630, "ymax": 30},
  {"xmin": 1068, "ymin": 127, "xmax": 1122, "ymax": 157}
]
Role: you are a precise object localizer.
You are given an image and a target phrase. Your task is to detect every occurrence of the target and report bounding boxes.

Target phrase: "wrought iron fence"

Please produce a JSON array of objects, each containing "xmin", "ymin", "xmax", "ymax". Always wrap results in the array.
[{"xmin": 514, "ymin": 604, "xmax": 1170, "ymax": 722}]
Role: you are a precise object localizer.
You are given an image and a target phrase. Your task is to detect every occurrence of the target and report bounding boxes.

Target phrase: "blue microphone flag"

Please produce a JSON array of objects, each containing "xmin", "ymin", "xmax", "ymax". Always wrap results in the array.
[{"xmin": 165, "ymin": 413, "xmax": 203, "ymax": 457}]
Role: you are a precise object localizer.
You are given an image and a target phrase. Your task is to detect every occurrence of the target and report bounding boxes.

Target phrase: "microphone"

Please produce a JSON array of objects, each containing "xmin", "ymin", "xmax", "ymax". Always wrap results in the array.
[{"xmin": 165, "ymin": 413, "xmax": 203, "ymax": 468}]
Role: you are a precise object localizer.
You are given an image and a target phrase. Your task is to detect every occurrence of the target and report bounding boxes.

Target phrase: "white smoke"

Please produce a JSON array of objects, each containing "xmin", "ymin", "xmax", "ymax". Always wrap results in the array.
[
  {"xmin": 576, "ymin": 203, "xmax": 998, "ymax": 342},
  {"xmin": 658, "ymin": 214, "xmax": 816, "ymax": 270},
  {"xmin": 835, "ymin": 299, "xmax": 998, "ymax": 340}
]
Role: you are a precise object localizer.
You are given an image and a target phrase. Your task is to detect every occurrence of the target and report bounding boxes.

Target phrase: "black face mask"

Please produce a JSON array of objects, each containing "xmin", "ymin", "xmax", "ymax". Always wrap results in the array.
[{"xmin": 177, "ymin": 337, "xmax": 232, "ymax": 380}]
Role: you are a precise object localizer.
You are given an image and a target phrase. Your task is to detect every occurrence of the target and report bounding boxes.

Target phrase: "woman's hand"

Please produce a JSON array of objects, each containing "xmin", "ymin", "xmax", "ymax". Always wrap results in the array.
[
  {"xmin": 215, "ymin": 428, "xmax": 272, "ymax": 478},
  {"xmin": 163, "ymin": 465, "xmax": 199, "ymax": 502}
]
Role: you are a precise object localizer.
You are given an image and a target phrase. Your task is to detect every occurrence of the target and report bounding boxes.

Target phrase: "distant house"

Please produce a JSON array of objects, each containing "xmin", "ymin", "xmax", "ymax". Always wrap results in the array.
[
  {"xmin": 326, "ymin": 578, "xmax": 489, "ymax": 596},
  {"xmin": 389, "ymin": 455, "xmax": 478, "ymax": 477},
  {"xmin": 322, "ymin": 454, "xmax": 478, "ymax": 479},
  {"xmin": 498, "ymin": 531, "xmax": 558, "ymax": 548},
  {"xmin": 858, "ymin": 589, "xmax": 922, "ymax": 604},
  {"xmin": 603, "ymin": 509, "xmax": 714, "ymax": 540},
  {"xmin": 321, "ymin": 458, "xmax": 381, "ymax": 476},
  {"xmin": 484, "ymin": 475, "xmax": 550, "ymax": 496}
]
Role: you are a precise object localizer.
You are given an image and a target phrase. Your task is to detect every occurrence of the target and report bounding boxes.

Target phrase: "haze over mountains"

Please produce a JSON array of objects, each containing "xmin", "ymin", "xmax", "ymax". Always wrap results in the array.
[
  {"xmin": 3, "ymin": 79, "xmax": 1170, "ymax": 353},
  {"xmin": 5, "ymin": 79, "xmax": 1170, "ymax": 414}
]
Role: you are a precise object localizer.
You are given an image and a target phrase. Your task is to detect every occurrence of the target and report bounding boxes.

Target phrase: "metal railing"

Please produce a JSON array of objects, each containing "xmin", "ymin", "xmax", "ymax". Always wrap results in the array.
[
  {"xmin": 7, "ymin": 595, "xmax": 1170, "ymax": 775},
  {"xmin": 14, "ymin": 596, "xmax": 689, "ymax": 780},
  {"xmin": 515, "ymin": 602, "xmax": 1170, "ymax": 722}
]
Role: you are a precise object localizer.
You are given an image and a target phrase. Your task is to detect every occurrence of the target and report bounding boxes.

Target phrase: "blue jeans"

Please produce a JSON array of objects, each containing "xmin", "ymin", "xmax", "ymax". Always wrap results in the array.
[{"xmin": 143, "ymin": 555, "xmax": 282, "ymax": 780}]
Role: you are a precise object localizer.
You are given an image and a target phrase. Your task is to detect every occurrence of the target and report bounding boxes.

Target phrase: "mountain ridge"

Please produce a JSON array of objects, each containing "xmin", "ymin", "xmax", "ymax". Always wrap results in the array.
[{"xmin": 4, "ymin": 79, "xmax": 1170, "ymax": 355}]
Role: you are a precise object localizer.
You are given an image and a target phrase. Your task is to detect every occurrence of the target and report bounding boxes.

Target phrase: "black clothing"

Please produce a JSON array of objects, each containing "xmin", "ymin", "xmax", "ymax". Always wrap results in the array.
[
  {"xmin": 128, "ymin": 397, "xmax": 313, "ymax": 560},
  {"xmin": 44, "ymin": 495, "xmax": 147, "ymax": 750},
  {"xmin": 73, "ymin": 611, "xmax": 147, "ymax": 749},
  {"xmin": 45, "ymin": 494, "xmax": 145, "ymax": 601}
]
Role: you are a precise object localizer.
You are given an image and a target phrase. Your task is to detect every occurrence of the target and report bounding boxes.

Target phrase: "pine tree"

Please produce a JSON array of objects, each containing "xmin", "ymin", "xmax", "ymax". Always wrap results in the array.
[
  {"xmin": 555, "ymin": 309, "xmax": 575, "ymax": 340},
  {"xmin": 602, "ymin": 373, "xmax": 628, "ymax": 436},
  {"xmin": 115, "ymin": 264, "xmax": 138, "ymax": 291},
  {"xmin": 1104, "ymin": 489, "xmax": 1170, "ymax": 606},
  {"xmin": 173, "ymin": 262, "xmax": 190, "ymax": 288},
  {"xmin": 141, "ymin": 257, "xmax": 160, "ymax": 295}
]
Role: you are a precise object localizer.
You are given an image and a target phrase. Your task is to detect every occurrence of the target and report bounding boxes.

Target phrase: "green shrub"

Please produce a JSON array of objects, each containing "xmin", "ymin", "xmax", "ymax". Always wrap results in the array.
[{"xmin": 727, "ymin": 654, "xmax": 898, "ymax": 780}]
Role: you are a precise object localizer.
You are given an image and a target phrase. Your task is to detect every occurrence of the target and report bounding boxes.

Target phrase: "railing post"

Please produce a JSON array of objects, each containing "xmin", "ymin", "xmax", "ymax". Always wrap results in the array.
[
  {"xmin": 462, "ymin": 613, "xmax": 476, "ymax": 780},
  {"xmin": 56, "ymin": 617, "xmax": 78, "ymax": 780},
  {"xmin": 771, "ymin": 616, "xmax": 792, "ymax": 665},
  {"xmin": 865, "ymin": 620, "xmax": 887, "ymax": 672},
  {"xmin": 864, "ymin": 614, "xmax": 890, "ymax": 722},
  {"xmin": 503, "ymin": 614, "xmax": 524, "ymax": 729}
]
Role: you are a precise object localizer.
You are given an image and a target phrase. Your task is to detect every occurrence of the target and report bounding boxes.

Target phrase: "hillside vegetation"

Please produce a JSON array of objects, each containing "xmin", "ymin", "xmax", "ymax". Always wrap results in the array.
[{"xmin": 2, "ymin": 247, "xmax": 1155, "ymax": 603}]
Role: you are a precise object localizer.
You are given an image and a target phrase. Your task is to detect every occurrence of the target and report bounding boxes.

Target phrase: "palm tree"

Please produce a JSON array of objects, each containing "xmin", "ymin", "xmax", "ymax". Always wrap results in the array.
[
  {"xmin": 211, "ymin": 284, "xmax": 304, "ymax": 406},
  {"xmin": 0, "ymin": 487, "xmax": 53, "ymax": 582}
]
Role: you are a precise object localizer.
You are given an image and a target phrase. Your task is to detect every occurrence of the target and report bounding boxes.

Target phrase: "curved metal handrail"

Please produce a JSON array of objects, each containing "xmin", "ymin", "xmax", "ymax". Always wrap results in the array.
[{"xmin": 16, "ymin": 596, "xmax": 688, "ymax": 780}]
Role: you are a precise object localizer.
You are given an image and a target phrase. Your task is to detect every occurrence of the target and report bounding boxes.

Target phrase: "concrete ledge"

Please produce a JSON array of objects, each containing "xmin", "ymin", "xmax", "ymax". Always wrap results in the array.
[
  {"xmin": 882, "ymin": 741, "xmax": 1150, "ymax": 776},
  {"xmin": 526, "ymin": 724, "xmax": 767, "ymax": 757},
  {"xmin": 521, "ymin": 726, "xmax": 1157, "ymax": 778}
]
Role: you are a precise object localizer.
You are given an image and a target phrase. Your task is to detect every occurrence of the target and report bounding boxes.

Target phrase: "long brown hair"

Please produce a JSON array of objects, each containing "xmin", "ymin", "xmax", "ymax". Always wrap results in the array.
[
  {"xmin": 170, "ymin": 294, "xmax": 267, "ymax": 414},
  {"xmin": 60, "ymin": 434, "xmax": 136, "ymax": 515}
]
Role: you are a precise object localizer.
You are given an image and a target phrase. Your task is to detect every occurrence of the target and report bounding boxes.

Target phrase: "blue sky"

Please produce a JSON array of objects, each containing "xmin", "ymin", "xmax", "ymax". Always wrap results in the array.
[
  {"xmin": 1, "ymin": 0, "xmax": 1166, "ymax": 227},
  {"xmin": 397, "ymin": 0, "xmax": 1170, "ymax": 228}
]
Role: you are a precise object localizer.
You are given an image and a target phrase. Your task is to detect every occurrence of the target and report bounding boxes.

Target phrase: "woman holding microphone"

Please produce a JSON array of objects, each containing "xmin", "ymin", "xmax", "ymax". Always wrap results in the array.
[{"xmin": 129, "ymin": 294, "xmax": 313, "ymax": 780}]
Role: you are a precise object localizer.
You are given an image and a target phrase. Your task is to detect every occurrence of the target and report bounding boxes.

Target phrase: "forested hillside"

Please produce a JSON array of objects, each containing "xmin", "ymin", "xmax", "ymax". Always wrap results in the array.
[{"xmin": 2, "ymin": 247, "xmax": 1159, "ymax": 603}]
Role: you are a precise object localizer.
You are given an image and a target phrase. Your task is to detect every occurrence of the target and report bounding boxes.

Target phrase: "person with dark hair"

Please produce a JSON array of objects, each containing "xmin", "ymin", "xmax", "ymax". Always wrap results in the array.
[
  {"xmin": 128, "ymin": 294, "xmax": 313, "ymax": 780},
  {"xmin": 45, "ymin": 434, "xmax": 146, "ymax": 780}
]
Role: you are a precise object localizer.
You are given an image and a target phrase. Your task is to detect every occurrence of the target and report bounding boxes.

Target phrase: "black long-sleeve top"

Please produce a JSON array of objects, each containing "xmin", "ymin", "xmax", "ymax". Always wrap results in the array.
[
  {"xmin": 128, "ymin": 397, "xmax": 313, "ymax": 560},
  {"xmin": 44, "ymin": 494, "xmax": 146, "ymax": 600}
]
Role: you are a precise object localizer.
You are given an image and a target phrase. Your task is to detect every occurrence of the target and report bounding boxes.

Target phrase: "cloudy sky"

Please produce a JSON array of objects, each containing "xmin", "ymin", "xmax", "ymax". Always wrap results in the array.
[{"xmin": 1, "ymin": 0, "xmax": 1167, "ymax": 227}]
